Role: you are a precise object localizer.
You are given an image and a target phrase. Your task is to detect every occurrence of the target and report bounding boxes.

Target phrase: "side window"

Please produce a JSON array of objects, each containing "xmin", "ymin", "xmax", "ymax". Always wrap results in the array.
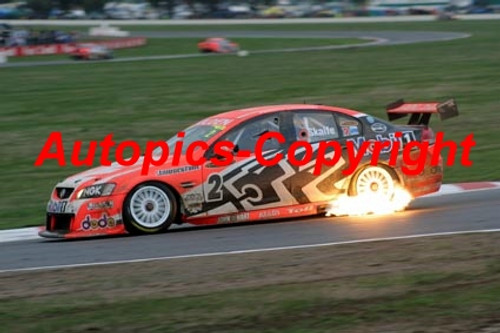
[
  {"xmin": 337, "ymin": 115, "xmax": 362, "ymax": 137},
  {"xmin": 220, "ymin": 114, "xmax": 281, "ymax": 153},
  {"xmin": 292, "ymin": 111, "xmax": 338, "ymax": 143}
]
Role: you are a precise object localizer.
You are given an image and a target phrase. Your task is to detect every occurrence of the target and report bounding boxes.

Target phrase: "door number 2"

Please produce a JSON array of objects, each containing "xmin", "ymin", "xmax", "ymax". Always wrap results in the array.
[{"xmin": 205, "ymin": 174, "xmax": 223, "ymax": 202}]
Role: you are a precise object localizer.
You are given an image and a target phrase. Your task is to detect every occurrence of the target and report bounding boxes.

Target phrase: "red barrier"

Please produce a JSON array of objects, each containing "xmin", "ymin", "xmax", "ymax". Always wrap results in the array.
[{"xmin": 0, "ymin": 37, "xmax": 146, "ymax": 57}]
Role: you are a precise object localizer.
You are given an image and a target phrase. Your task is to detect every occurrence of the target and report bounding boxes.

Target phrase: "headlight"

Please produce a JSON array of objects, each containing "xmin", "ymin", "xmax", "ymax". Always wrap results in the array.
[{"xmin": 76, "ymin": 183, "xmax": 116, "ymax": 199}]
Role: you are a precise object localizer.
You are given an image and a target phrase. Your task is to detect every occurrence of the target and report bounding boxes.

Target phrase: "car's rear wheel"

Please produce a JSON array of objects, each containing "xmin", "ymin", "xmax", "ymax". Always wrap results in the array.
[
  {"xmin": 352, "ymin": 166, "xmax": 395, "ymax": 199},
  {"xmin": 123, "ymin": 182, "xmax": 177, "ymax": 234}
]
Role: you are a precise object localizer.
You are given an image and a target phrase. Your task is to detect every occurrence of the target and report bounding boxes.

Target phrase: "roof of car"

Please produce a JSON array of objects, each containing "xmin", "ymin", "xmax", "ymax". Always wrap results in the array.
[{"xmin": 212, "ymin": 104, "xmax": 364, "ymax": 123}]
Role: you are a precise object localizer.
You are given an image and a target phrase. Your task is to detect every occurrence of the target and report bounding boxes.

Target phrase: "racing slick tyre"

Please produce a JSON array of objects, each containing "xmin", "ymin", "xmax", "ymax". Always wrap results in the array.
[
  {"xmin": 123, "ymin": 182, "xmax": 177, "ymax": 234},
  {"xmin": 351, "ymin": 166, "xmax": 396, "ymax": 199}
]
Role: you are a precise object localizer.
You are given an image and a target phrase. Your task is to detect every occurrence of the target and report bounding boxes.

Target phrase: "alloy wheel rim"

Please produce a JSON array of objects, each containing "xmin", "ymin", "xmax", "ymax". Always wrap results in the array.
[
  {"xmin": 356, "ymin": 167, "xmax": 394, "ymax": 199},
  {"xmin": 130, "ymin": 186, "xmax": 171, "ymax": 228}
]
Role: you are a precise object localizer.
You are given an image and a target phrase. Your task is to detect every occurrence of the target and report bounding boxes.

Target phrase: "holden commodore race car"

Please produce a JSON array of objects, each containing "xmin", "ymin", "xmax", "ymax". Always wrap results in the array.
[
  {"xmin": 41, "ymin": 101, "xmax": 458, "ymax": 238},
  {"xmin": 70, "ymin": 43, "xmax": 113, "ymax": 60},
  {"xmin": 197, "ymin": 37, "xmax": 239, "ymax": 53}
]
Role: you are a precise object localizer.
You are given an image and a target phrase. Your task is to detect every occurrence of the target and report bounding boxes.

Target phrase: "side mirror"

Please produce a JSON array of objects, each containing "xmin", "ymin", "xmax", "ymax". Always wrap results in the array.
[{"xmin": 204, "ymin": 143, "xmax": 239, "ymax": 160}]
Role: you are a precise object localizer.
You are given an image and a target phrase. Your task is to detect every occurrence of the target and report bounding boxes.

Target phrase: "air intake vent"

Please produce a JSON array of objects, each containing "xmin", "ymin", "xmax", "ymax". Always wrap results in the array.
[{"xmin": 56, "ymin": 187, "xmax": 74, "ymax": 199}]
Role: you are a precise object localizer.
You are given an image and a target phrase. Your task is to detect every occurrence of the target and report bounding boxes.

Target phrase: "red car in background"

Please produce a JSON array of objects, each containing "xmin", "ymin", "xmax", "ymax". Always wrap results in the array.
[
  {"xmin": 71, "ymin": 43, "xmax": 113, "ymax": 60},
  {"xmin": 198, "ymin": 37, "xmax": 239, "ymax": 53}
]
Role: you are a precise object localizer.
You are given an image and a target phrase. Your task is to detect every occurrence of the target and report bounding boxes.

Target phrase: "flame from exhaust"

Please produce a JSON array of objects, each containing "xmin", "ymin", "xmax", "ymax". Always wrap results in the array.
[{"xmin": 325, "ymin": 186, "xmax": 413, "ymax": 217}]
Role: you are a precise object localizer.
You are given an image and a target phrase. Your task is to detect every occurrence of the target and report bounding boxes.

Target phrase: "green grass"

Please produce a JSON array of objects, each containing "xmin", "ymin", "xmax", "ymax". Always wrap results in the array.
[
  {"xmin": 3, "ymin": 280, "xmax": 500, "ymax": 332},
  {"xmin": 1, "ymin": 20, "xmax": 499, "ymax": 230}
]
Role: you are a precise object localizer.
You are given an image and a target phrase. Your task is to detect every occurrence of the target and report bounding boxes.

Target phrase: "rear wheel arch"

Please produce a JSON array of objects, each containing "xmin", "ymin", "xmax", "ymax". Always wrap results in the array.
[{"xmin": 378, "ymin": 162, "xmax": 402, "ymax": 185}]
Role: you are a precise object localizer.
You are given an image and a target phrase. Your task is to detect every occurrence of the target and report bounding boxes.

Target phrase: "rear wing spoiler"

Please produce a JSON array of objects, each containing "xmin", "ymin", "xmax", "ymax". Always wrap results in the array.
[{"xmin": 386, "ymin": 99, "xmax": 458, "ymax": 125}]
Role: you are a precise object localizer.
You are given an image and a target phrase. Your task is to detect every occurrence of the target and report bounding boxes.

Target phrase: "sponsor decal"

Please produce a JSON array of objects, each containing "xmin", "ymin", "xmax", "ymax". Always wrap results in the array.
[
  {"xmin": 349, "ymin": 126, "xmax": 359, "ymax": 136},
  {"xmin": 183, "ymin": 192, "xmax": 203, "ymax": 204},
  {"xmin": 258, "ymin": 209, "xmax": 280, "ymax": 219},
  {"xmin": 81, "ymin": 185, "xmax": 102, "ymax": 197},
  {"xmin": 157, "ymin": 165, "xmax": 200, "ymax": 176},
  {"xmin": 204, "ymin": 125, "xmax": 226, "ymax": 138},
  {"xmin": 81, "ymin": 214, "xmax": 116, "ymax": 230},
  {"xmin": 217, "ymin": 212, "xmax": 250, "ymax": 224},
  {"xmin": 287, "ymin": 205, "xmax": 315, "ymax": 214},
  {"xmin": 183, "ymin": 192, "xmax": 204, "ymax": 214},
  {"xmin": 339, "ymin": 120, "xmax": 358, "ymax": 127},
  {"xmin": 340, "ymin": 120, "xmax": 359, "ymax": 136},
  {"xmin": 198, "ymin": 118, "xmax": 233, "ymax": 126},
  {"xmin": 347, "ymin": 131, "xmax": 417, "ymax": 156},
  {"xmin": 87, "ymin": 201, "xmax": 114, "ymax": 211},
  {"xmin": 306, "ymin": 126, "xmax": 336, "ymax": 137},
  {"xmin": 370, "ymin": 123, "xmax": 388, "ymax": 133},
  {"xmin": 342, "ymin": 125, "xmax": 359, "ymax": 136},
  {"xmin": 366, "ymin": 116, "xmax": 375, "ymax": 124},
  {"xmin": 47, "ymin": 200, "xmax": 67, "ymax": 213}
]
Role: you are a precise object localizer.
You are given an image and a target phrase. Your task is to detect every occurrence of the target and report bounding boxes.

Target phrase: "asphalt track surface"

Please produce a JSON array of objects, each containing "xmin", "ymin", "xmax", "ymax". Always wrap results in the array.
[
  {"xmin": 0, "ymin": 30, "xmax": 469, "ymax": 68},
  {"xmin": 1, "ymin": 189, "xmax": 499, "ymax": 272}
]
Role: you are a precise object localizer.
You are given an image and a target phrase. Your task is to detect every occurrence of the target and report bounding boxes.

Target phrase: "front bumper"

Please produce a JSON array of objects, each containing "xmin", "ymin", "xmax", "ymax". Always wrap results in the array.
[
  {"xmin": 39, "ymin": 229, "xmax": 66, "ymax": 238},
  {"xmin": 41, "ymin": 194, "xmax": 127, "ymax": 239},
  {"xmin": 39, "ymin": 225, "xmax": 127, "ymax": 239}
]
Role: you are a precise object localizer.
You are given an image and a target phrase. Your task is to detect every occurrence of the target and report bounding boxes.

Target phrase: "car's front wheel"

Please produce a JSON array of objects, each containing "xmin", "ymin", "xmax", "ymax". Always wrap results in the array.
[{"xmin": 123, "ymin": 182, "xmax": 177, "ymax": 234}]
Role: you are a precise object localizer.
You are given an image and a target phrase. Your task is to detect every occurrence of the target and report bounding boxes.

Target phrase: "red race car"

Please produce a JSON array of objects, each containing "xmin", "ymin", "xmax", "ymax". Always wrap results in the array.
[
  {"xmin": 41, "ymin": 101, "xmax": 458, "ymax": 239},
  {"xmin": 70, "ymin": 43, "xmax": 113, "ymax": 60},
  {"xmin": 197, "ymin": 37, "xmax": 239, "ymax": 53}
]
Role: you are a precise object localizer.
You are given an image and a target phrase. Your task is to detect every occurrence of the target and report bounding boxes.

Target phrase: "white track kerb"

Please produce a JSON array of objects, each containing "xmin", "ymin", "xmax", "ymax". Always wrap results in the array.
[{"xmin": 1, "ymin": 182, "xmax": 499, "ymax": 244}]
